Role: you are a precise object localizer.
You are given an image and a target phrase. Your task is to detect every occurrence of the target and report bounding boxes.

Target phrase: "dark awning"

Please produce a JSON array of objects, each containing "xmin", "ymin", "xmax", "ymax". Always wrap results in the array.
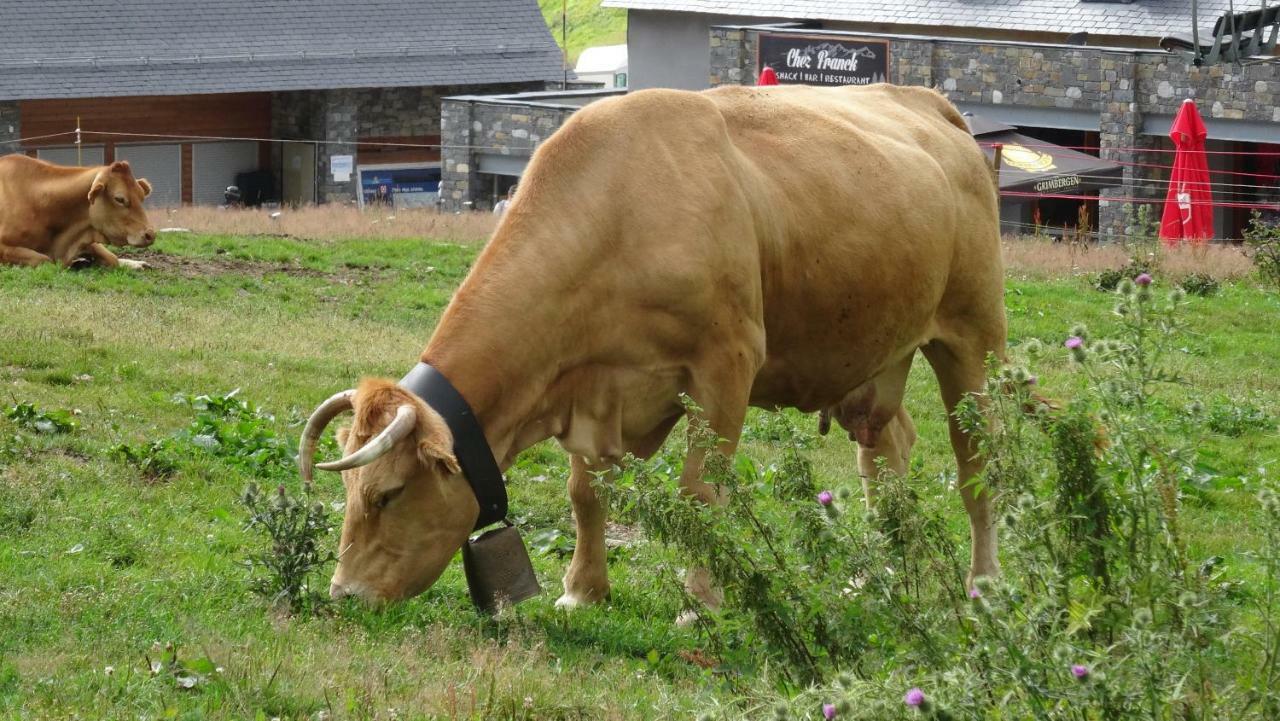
[{"xmin": 962, "ymin": 114, "xmax": 1125, "ymax": 196}]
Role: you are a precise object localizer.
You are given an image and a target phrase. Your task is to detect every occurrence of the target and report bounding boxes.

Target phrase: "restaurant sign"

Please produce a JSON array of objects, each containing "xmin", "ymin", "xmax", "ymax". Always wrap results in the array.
[{"xmin": 757, "ymin": 33, "xmax": 890, "ymax": 86}]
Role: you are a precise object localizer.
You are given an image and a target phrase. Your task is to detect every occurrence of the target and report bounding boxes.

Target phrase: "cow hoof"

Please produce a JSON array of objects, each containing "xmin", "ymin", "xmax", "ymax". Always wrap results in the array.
[
  {"xmin": 555, "ymin": 586, "xmax": 609, "ymax": 609},
  {"xmin": 118, "ymin": 259, "xmax": 149, "ymax": 270},
  {"xmin": 555, "ymin": 593, "xmax": 591, "ymax": 610},
  {"xmin": 68, "ymin": 256, "xmax": 94, "ymax": 271}
]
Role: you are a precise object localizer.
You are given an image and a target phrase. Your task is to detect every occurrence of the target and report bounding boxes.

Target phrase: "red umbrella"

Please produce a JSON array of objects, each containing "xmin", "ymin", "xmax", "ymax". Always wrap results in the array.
[
  {"xmin": 1159, "ymin": 99, "xmax": 1214, "ymax": 247},
  {"xmin": 758, "ymin": 66, "xmax": 779, "ymax": 86}
]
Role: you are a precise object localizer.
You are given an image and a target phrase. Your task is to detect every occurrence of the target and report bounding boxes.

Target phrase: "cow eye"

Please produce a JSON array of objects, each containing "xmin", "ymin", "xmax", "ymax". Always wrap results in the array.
[
  {"xmin": 376, "ymin": 486, "xmax": 405, "ymax": 509},
  {"xmin": 114, "ymin": 196, "xmax": 128, "ymax": 207}
]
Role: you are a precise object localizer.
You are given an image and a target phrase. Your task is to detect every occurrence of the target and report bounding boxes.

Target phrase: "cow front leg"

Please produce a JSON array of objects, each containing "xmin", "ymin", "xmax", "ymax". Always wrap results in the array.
[
  {"xmin": 0, "ymin": 244, "xmax": 53, "ymax": 267},
  {"xmin": 556, "ymin": 455, "xmax": 613, "ymax": 609},
  {"xmin": 86, "ymin": 243, "xmax": 148, "ymax": 270}
]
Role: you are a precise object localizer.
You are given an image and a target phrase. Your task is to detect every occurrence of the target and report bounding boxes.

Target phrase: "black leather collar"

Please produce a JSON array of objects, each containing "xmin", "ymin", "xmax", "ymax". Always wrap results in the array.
[{"xmin": 399, "ymin": 363, "xmax": 508, "ymax": 530}]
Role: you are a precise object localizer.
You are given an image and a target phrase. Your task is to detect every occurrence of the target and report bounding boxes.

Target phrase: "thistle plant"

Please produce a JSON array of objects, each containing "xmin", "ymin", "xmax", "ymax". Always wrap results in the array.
[
  {"xmin": 637, "ymin": 272, "xmax": 1279, "ymax": 720},
  {"xmin": 241, "ymin": 480, "xmax": 336, "ymax": 614}
]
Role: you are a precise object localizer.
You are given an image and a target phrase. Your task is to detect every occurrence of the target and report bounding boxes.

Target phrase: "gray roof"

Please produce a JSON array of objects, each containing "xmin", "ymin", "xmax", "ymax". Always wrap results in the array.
[
  {"xmin": 603, "ymin": 0, "xmax": 1241, "ymax": 40},
  {"xmin": 0, "ymin": 1, "xmax": 565, "ymax": 101}
]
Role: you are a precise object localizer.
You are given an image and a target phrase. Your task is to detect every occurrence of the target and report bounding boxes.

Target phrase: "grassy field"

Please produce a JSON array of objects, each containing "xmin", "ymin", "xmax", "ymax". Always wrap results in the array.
[
  {"xmin": 538, "ymin": 0, "xmax": 627, "ymax": 64},
  {"xmin": 1, "ymin": 230, "xmax": 1277, "ymax": 719}
]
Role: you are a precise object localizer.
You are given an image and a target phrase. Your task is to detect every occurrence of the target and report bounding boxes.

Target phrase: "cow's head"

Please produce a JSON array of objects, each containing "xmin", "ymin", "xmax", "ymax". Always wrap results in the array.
[
  {"xmin": 299, "ymin": 379, "xmax": 478, "ymax": 603},
  {"xmin": 87, "ymin": 161, "xmax": 156, "ymax": 247}
]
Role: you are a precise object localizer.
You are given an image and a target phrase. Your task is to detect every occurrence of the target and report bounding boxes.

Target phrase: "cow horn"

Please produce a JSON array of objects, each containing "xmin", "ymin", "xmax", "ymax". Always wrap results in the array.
[
  {"xmin": 316, "ymin": 404, "xmax": 417, "ymax": 473},
  {"xmin": 298, "ymin": 389, "xmax": 355, "ymax": 482}
]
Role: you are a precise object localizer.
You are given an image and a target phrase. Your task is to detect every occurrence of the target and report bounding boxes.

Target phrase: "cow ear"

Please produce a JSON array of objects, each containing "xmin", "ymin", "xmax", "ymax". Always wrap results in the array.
[
  {"xmin": 88, "ymin": 172, "xmax": 107, "ymax": 203},
  {"xmin": 137, "ymin": 178, "xmax": 153, "ymax": 197},
  {"xmin": 419, "ymin": 437, "xmax": 461, "ymax": 475}
]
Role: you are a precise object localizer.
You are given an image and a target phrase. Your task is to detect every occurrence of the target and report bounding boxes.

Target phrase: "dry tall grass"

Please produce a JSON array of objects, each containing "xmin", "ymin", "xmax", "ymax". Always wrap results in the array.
[
  {"xmin": 157, "ymin": 205, "xmax": 497, "ymax": 244},
  {"xmin": 1002, "ymin": 236, "xmax": 1254, "ymax": 280},
  {"xmin": 153, "ymin": 206, "xmax": 1257, "ymax": 280}
]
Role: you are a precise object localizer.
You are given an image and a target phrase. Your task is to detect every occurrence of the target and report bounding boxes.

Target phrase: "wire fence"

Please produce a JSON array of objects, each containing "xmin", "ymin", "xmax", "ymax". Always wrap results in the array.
[{"xmin": 3, "ymin": 126, "xmax": 1277, "ymax": 226}]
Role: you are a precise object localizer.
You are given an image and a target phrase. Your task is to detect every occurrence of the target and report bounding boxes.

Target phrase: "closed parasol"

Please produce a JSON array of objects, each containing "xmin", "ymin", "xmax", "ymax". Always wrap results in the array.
[{"xmin": 1159, "ymin": 99, "xmax": 1214, "ymax": 246}]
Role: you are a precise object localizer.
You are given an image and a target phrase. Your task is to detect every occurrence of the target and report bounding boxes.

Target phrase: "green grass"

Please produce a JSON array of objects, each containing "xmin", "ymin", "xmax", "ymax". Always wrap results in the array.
[
  {"xmin": 1, "ymin": 236, "xmax": 1277, "ymax": 719},
  {"xmin": 539, "ymin": 0, "xmax": 627, "ymax": 65}
]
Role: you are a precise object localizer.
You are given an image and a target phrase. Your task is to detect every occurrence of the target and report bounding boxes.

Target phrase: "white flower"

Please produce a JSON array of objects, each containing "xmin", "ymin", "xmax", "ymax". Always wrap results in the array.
[{"xmin": 104, "ymin": 666, "xmax": 114, "ymax": 676}]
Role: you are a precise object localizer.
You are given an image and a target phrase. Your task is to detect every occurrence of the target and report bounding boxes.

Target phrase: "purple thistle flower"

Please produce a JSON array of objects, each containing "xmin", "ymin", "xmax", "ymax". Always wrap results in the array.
[
  {"xmin": 1027, "ymin": 375, "xmax": 1038, "ymax": 386},
  {"xmin": 1071, "ymin": 664, "xmax": 1090, "ymax": 680},
  {"xmin": 904, "ymin": 688, "xmax": 925, "ymax": 707},
  {"xmin": 1135, "ymin": 273, "xmax": 1153, "ymax": 286},
  {"xmin": 822, "ymin": 702, "xmax": 837, "ymax": 720},
  {"xmin": 817, "ymin": 490, "xmax": 834, "ymax": 506},
  {"xmin": 968, "ymin": 587, "xmax": 981, "ymax": 599},
  {"xmin": 1064, "ymin": 336, "xmax": 1083, "ymax": 350}
]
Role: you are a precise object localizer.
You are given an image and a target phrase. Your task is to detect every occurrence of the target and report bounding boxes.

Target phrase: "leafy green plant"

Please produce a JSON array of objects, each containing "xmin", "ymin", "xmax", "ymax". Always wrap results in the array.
[
  {"xmin": 143, "ymin": 641, "xmax": 220, "ymax": 691},
  {"xmin": 1179, "ymin": 271, "xmax": 1221, "ymax": 297},
  {"xmin": 108, "ymin": 438, "xmax": 181, "ymax": 479},
  {"xmin": 110, "ymin": 389, "xmax": 299, "ymax": 481},
  {"xmin": 241, "ymin": 481, "xmax": 336, "ymax": 614},
  {"xmin": 175, "ymin": 389, "xmax": 296, "ymax": 476},
  {"xmin": 3, "ymin": 402, "xmax": 78, "ymax": 434},
  {"xmin": 1244, "ymin": 211, "xmax": 1280, "ymax": 288},
  {"xmin": 1200, "ymin": 397, "xmax": 1275, "ymax": 437},
  {"xmin": 620, "ymin": 271, "xmax": 1280, "ymax": 720}
]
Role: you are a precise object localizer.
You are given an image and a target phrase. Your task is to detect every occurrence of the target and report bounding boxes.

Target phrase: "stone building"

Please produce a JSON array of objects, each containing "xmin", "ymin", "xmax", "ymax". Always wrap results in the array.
[
  {"xmin": 606, "ymin": 0, "xmax": 1280, "ymax": 239},
  {"xmin": 438, "ymin": 88, "xmax": 625, "ymax": 211},
  {"xmin": 0, "ymin": 0, "xmax": 565, "ymax": 207},
  {"xmin": 439, "ymin": 0, "xmax": 1277, "ymax": 238}
]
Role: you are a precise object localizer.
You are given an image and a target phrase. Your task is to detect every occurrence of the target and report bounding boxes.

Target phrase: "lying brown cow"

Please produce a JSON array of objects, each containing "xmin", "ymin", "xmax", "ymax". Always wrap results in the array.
[
  {"xmin": 299, "ymin": 83, "xmax": 1007, "ymax": 611},
  {"xmin": 0, "ymin": 156, "xmax": 156, "ymax": 268}
]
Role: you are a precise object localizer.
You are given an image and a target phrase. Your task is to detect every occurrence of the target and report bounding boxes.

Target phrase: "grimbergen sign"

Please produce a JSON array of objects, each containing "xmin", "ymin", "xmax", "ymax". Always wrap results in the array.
[{"xmin": 757, "ymin": 33, "xmax": 890, "ymax": 86}]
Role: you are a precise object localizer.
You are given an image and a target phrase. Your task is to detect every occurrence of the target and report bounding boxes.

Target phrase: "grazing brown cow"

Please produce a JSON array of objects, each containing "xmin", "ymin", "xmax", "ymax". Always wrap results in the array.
[
  {"xmin": 300, "ymin": 83, "xmax": 1007, "ymax": 611},
  {"xmin": 0, "ymin": 156, "xmax": 156, "ymax": 268}
]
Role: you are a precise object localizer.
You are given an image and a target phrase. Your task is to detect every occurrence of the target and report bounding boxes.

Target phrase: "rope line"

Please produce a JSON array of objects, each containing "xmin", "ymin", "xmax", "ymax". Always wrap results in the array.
[{"xmin": 977, "ymin": 139, "xmax": 1280, "ymax": 156}]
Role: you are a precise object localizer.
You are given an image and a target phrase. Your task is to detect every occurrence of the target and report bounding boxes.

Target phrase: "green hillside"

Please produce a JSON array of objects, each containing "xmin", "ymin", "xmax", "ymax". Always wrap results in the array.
[{"xmin": 538, "ymin": 0, "xmax": 627, "ymax": 65}]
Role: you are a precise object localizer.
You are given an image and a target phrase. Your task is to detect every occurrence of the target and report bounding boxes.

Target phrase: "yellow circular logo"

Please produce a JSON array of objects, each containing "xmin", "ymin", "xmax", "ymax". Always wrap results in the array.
[{"xmin": 1001, "ymin": 144, "xmax": 1056, "ymax": 172}]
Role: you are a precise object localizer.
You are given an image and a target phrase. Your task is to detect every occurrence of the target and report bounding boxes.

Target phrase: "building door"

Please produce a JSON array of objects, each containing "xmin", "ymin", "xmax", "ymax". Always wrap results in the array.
[
  {"xmin": 193, "ymin": 141, "xmax": 259, "ymax": 205},
  {"xmin": 115, "ymin": 144, "xmax": 181, "ymax": 207},
  {"xmin": 283, "ymin": 143, "xmax": 316, "ymax": 207},
  {"xmin": 37, "ymin": 145, "xmax": 105, "ymax": 167}
]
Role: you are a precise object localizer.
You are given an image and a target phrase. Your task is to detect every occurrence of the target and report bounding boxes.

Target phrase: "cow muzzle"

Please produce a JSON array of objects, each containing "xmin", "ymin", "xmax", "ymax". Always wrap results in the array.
[{"xmin": 128, "ymin": 229, "xmax": 157, "ymax": 247}]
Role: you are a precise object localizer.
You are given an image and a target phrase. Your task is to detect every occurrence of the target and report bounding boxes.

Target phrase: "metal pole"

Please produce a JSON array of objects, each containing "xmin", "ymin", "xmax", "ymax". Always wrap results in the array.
[
  {"xmin": 562, "ymin": 0, "xmax": 568, "ymax": 87},
  {"xmin": 76, "ymin": 116, "xmax": 82, "ymax": 166},
  {"xmin": 1192, "ymin": 0, "xmax": 1201, "ymax": 63}
]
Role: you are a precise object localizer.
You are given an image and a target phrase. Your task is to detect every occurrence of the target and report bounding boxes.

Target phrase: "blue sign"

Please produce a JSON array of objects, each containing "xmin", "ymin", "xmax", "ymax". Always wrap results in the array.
[{"xmin": 360, "ymin": 166, "xmax": 441, "ymax": 207}]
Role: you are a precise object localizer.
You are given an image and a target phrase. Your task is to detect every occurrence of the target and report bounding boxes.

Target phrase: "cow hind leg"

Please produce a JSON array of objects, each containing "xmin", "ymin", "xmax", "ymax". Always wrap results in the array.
[
  {"xmin": 0, "ymin": 244, "xmax": 54, "ymax": 267},
  {"xmin": 557, "ymin": 455, "xmax": 613, "ymax": 609},
  {"xmin": 675, "ymin": 347, "xmax": 759, "ymax": 624},
  {"xmin": 922, "ymin": 333, "xmax": 1003, "ymax": 585}
]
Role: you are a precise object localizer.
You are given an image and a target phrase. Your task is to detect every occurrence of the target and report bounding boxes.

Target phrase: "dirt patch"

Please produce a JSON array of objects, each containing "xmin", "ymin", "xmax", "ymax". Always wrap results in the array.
[{"xmin": 123, "ymin": 251, "xmax": 375, "ymax": 283}]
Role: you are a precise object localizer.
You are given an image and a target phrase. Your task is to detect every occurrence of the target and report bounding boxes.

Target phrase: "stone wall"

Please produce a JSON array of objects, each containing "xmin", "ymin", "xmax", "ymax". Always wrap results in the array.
[
  {"xmin": 0, "ymin": 101, "xmax": 19, "ymax": 154},
  {"xmin": 269, "ymin": 83, "xmax": 542, "ymax": 205},
  {"xmin": 439, "ymin": 91, "xmax": 622, "ymax": 211},
  {"xmin": 316, "ymin": 89, "xmax": 359, "ymax": 204},
  {"xmin": 708, "ymin": 27, "xmax": 1280, "ymax": 239}
]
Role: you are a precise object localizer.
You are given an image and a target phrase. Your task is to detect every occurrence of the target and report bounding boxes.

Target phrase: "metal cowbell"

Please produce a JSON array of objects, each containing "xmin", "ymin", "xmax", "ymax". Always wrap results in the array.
[{"xmin": 462, "ymin": 524, "xmax": 541, "ymax": 614}]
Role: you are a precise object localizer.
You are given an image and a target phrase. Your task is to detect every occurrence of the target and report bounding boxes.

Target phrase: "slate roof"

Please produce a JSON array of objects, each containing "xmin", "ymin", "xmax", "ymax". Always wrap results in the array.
[
  {"xmin": 0, "ymin": 1, "xmax": 566, "ymax": 101},
  {"xmin": 602, "ymin": 0, "xmax": 1242, "ymax": 41}
]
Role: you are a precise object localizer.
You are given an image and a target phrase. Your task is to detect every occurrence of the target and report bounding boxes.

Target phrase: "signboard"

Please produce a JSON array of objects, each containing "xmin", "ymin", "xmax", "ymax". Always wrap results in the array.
[
  {"xmin": 359, "ymin": 165, "xmax": 441, "ymax": 208},
  {"xmin": 330, "ymin": 154, "xmax": 353, "ymax": 182},
  {"xmin": 757, "ymin": 33, "xmax": 890, "ymax": 87}
]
